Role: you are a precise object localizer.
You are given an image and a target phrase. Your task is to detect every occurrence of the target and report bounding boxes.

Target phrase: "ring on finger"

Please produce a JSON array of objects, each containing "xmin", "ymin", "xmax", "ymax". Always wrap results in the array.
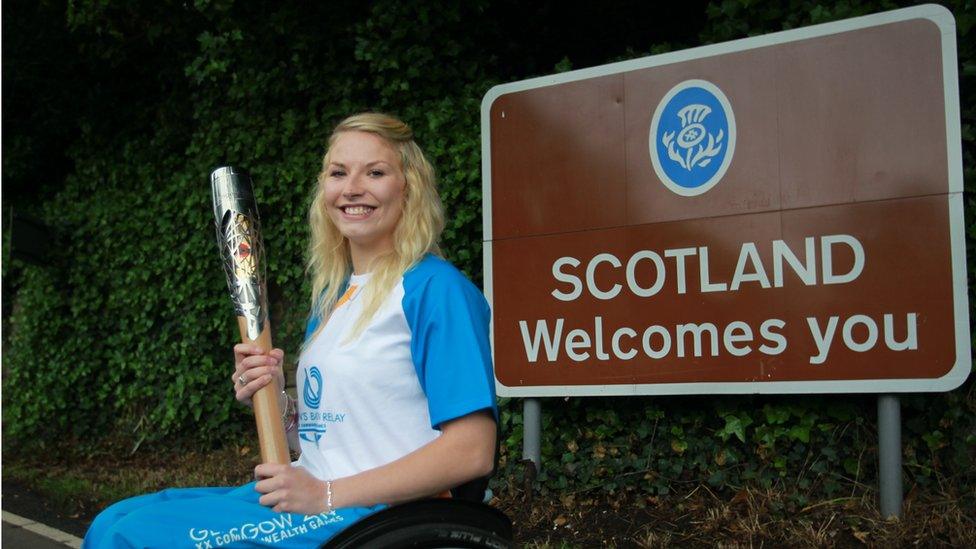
[{"xmin": 239, "ymin": 374, "xmax": 247, "ymax": 386}]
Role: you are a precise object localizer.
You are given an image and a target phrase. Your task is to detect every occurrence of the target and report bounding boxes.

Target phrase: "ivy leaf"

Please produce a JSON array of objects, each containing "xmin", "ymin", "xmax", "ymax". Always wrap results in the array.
[
  {"xmin": 671, "ymin": 439, "xmax": 688, "ymax": 455},
  {"xmin": 788, "ymin": 425, "xmax": 811, "ymax": 443},
  {"xmin": 763, "ymin": 404, "xmax": 790, "ymax": 424},
  {"xmin": 718, "ymin": 413, "xmax": 753, "ymax": 443}
]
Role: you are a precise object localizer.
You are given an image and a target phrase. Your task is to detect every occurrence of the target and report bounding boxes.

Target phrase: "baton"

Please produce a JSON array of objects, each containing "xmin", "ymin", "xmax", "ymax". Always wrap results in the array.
[{"xmin": 211, "ymin": 166, "xmax": 290, "ymax": 464}]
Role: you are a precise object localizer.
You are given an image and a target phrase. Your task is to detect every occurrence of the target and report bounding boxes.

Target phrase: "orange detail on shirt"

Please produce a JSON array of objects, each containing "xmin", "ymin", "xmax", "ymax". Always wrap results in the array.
[{"xmin": 335, "ymin": 285, "xmax": 358, "ymax": 309}]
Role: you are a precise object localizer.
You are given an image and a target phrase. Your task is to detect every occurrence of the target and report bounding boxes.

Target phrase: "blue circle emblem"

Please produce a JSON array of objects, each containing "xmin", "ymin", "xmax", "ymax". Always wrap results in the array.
[
  {"xmin": 649, "ymin": 80, "xmax": 736, "ymax": 196},
  {"xmin": 303, "ymin": 366, "xmax": 322, "ymax": 409}
]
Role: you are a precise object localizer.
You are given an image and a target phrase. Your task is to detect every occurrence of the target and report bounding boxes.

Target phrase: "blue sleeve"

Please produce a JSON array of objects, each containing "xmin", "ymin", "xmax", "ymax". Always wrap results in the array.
[{"xmin": 402, "ymin": 257, "xmax": 498, "ymax": 430}]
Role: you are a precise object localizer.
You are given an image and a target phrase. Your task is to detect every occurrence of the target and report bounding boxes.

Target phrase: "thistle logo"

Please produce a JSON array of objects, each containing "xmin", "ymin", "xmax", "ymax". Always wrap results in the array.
[
  {"xmin": 649, "ymin": 79, "xmax": 736, "ymax": 196},
  {"xmin": 303, "ymin": 366, "xmax": 323, "ymax": 409}
]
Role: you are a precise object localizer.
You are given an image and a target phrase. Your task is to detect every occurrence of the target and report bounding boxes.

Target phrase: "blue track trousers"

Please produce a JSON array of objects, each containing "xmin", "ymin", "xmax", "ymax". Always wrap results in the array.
[{"xmin": 83, "ymin": 482, "xmax": 381, "ymax": 548}]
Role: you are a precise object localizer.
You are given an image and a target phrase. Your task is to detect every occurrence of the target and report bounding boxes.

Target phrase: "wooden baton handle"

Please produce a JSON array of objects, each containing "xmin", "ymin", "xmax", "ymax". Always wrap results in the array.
[{"xmin": 238, "ymin": 317, "xmax": 291, "ymax": 464}]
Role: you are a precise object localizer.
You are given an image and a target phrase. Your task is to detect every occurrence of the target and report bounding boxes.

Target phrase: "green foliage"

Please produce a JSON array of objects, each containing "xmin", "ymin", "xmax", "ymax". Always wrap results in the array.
[
  {"xmin": 3, "ymin": 0, "xmax": 974, "ymax": 505},
  {"xmin": 4, "ymin": 0, "xmax": 506, "ymax": 450},
  {"xmin": 497, "ymin": 389, "xmax": 973, "ymax": 502}
]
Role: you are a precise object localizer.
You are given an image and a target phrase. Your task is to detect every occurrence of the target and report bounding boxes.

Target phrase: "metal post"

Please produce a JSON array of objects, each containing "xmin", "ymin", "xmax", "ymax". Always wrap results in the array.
[
  {"xmin": 523, "ymin": 398, "xmax": 542, "ymax": 471},
  {"xmin": 877, "ymin": 394, "xmax": 903, "ymax": 519}
]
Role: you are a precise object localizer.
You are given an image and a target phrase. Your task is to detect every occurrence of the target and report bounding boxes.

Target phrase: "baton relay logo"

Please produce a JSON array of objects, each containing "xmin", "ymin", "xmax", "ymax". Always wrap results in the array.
[
  {"xmin": 300, "ymin": 366, "xmax": 324, "ymax": 443},
  {"xmin": 298, "ymin": 366, "xmax": 346, "ymax": 444},
  {"xmin": 303, "ymin": 366, "xmax": 323, "ymax": 408},
  {"xmin": 649, "ymin": 79, "xmax": 736, "ymax": 196}
]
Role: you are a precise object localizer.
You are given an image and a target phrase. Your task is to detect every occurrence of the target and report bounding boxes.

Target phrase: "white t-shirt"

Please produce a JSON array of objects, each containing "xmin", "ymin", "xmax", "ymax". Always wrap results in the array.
[{"xmin": 294, "ymin": 255, "xmax": 496, "ymax": 481}]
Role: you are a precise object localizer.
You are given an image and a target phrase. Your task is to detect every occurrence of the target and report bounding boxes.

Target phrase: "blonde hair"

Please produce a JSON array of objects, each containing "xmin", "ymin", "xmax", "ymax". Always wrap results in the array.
[{"xmin": 306, "ymin": 113, "xmax": 445, "ymax": 341}]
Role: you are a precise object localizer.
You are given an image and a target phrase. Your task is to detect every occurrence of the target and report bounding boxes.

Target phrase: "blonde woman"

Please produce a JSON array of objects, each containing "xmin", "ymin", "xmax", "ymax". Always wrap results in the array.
[{"xmin": 84, "ymin": 113, "xmax": 498, "ymax": 548}]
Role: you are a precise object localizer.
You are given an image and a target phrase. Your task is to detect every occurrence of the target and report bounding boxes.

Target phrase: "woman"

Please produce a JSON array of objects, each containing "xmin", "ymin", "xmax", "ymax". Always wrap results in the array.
[{"xmin": 83, "ymin": 113, "xmax": 498, "ymax": 548}]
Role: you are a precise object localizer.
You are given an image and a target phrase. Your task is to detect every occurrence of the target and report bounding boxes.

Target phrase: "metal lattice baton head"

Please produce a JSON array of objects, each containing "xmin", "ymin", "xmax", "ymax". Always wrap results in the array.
[{"xmin": 210, "ymin": 166, "xmax": 267, "ymax": 341}]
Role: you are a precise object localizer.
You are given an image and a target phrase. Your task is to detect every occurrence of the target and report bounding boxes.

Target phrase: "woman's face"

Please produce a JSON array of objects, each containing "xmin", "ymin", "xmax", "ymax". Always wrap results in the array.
[{"xmin": 324, "ymin": 131, "xmax": 406, "ymax": 266}]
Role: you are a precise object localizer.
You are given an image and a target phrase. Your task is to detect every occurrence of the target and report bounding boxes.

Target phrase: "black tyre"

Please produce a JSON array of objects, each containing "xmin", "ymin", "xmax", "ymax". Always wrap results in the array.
[{"xmin": 322, "ymin": 499, "xmax": 513, "ymax": 549}]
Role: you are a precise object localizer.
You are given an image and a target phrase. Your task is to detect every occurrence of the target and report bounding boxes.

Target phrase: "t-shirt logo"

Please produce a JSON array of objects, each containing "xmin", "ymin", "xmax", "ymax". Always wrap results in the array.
[
  {"xmin": 300, "ymin": 366, "xmax": 325, "ymax": 443},
  {"xmin": 299, "ymin": 365, "xmax": 347, "ymax": 444},
  {"xmin": 303, "ymin": 366, "xmax": 323, "ymax": 409}
]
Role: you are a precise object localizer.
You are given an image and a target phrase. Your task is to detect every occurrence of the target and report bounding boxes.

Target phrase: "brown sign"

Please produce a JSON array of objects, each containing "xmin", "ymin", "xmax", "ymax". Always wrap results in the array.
[{"xmin": 482, "ymin": 6, "xmax": 970, "ymax": 396}]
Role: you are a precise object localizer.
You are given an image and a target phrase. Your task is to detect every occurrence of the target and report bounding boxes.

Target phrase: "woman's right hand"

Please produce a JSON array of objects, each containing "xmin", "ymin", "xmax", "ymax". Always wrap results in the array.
[{"xmin": 233, "ymin": 344, "xmax": 285, "ymax": 407}]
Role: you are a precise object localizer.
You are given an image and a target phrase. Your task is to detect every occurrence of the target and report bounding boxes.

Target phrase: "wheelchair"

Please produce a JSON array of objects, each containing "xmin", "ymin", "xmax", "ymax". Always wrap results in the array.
[{"xmin": 322, "ymin": 477, "xmax": 514, "ymax": 548}]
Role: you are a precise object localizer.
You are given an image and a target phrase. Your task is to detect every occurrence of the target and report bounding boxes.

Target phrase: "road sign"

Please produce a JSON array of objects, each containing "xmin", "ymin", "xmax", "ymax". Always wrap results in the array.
[{"xmin": 482, "ymin": 5, "xmax": 969, "ymax": 397}]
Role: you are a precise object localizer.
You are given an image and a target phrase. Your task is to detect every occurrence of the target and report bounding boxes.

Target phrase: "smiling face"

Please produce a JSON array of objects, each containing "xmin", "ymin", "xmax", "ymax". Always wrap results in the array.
[{"xmin": 323, "ymin": 130, "xmax": 407, "ymax": 272}]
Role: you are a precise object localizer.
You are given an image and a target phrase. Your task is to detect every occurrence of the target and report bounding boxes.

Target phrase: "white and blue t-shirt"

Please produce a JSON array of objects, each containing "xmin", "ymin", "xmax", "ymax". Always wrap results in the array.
[{"xmin": 295, "ymin": 255, "xmax": 497, "ymax": 481}]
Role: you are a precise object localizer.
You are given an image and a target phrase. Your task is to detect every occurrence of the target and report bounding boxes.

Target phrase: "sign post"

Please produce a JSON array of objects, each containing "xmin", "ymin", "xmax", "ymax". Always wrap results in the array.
[
  {"xmin": 878, "ymin": 395, "xmax": 903, "ymax": 518},
  {"xmin": 482, "ymin": 5, "xmax": 968, "ymax": 517},
  {"xmin": 523, "ymin": 398, "xmax": 542, "ymax": 471}
]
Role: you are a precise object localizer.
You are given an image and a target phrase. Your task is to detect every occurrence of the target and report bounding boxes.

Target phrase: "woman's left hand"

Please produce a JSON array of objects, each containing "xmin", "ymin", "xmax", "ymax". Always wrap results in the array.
[{"xmin": 254, "ymin": 463, "xmax": 329, "ymax": 515}]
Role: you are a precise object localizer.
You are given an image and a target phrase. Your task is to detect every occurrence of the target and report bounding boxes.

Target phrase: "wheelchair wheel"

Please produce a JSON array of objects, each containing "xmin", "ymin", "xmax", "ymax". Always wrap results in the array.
[{"xmin": 322, "ymin": 499, "xmax": 513, "ymax": 549}]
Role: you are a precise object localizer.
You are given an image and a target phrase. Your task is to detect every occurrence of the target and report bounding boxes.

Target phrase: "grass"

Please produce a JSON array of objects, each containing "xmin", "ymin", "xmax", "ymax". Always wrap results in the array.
[{"xmin": 3, "ymin": 442, "xmax": 975, "ymax": 547}]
